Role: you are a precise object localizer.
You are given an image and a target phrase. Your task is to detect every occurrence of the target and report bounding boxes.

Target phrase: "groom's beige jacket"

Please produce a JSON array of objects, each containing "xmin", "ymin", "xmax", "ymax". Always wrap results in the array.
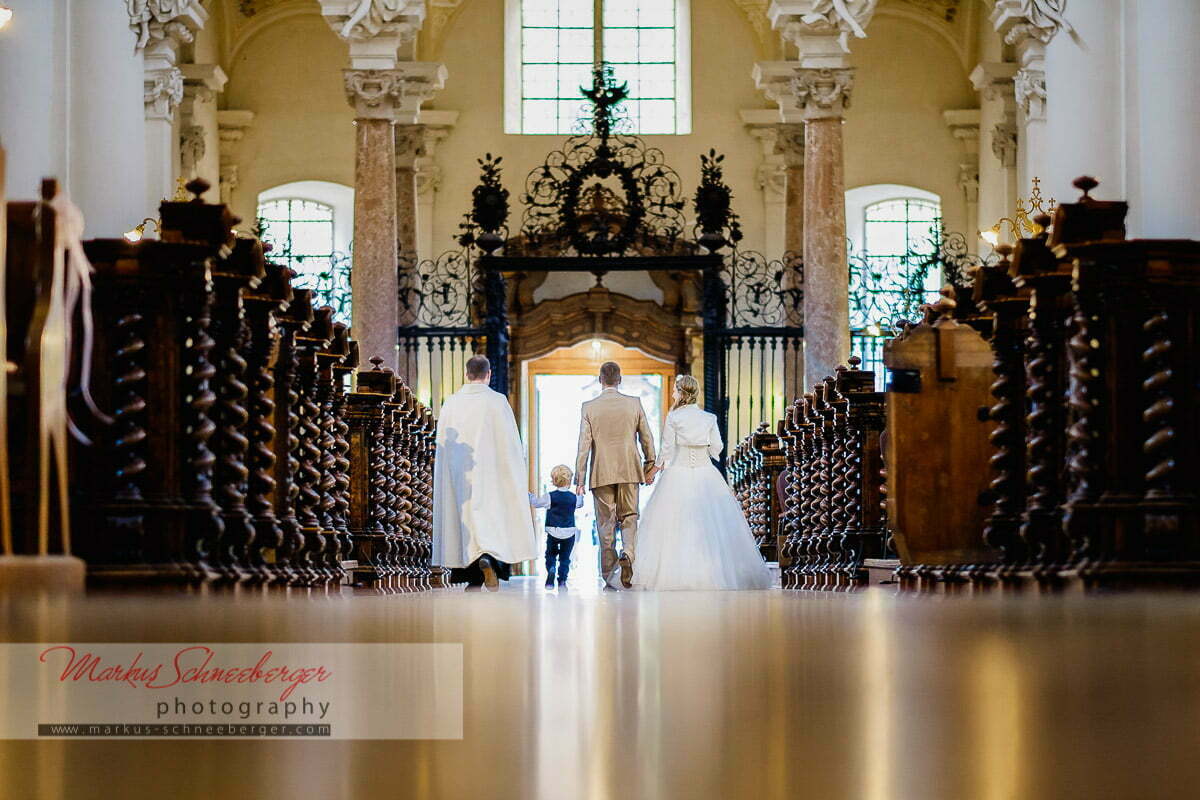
[{"xmin": 575, "ymin": 388, "xmax": 657, "ymax": 489}]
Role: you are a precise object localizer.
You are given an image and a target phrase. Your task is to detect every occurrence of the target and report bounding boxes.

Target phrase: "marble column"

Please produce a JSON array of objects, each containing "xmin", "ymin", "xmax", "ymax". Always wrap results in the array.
[
  {"xmin": 1127, "ymin": 0, "xmax": 1200, "ymax": 238},
  {"xmin": 1044, "ymin": 0, "xmax": 1122, "ymax": 203},
  {"xmin": 970, "ymin": 62, "xmax": 1019, "ymax": 243},
  {"xmin": 351, "ymin": 107, "xmax": 400, "ymax": 371},
  {"xmin": 395, "ymin": 124, "xmax": 421, "ymax": 330},
  {"xmin": 67, "ymin": 0, "xmax": 147, "ymax": 236},
  {"xmin": 796, "ymin": 67, "xmax": 854, "ymax": 388},
  {"xmin": 777, "ymin": 124, "xmax": 805, "ymax": 260}
]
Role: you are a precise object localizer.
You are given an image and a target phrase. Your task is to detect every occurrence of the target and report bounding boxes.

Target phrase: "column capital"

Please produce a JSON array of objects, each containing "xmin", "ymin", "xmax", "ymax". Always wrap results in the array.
[
  {"xmin": 320, "ymin": 0, "xmax": 426, "ymax": 43},
  {"xmin": 991, "ymin": 0, "xmax": 1074, "ymax": 49},
  {"xmin": 768, "ymin": 0, "xmax": 878, "ymax": 53},
  {"xmin": 181, "ymin": 63, "xmax": 229, "ymax": 104},
  {"xmin": 144, "ymin": 66, "xmax": 184, "ymax": 121},
  {"xmin": 774, "ymin": 122, "xmax": 805, "ymax": 166},
  {"xmin": 991, "ymin": 121, "xmax": 1018, "ymax": 168},
  {"xmin": 127, "ymin": 0, "xmax": 208, "ymax": 53},
  {"xmin": 970, "ymin": 61, "xmax": 1018, "ymax": 103},
  {"xmin": 792, "ymin": 67, "xmax": 855, "ymax": 121},
  {"xmin": 1014, "ymin": 67, "xmax": 1047, "ymax": 121},
  {"xmin": 343, "ymin": 63, "xmax": 447, "ymax": 122},
  {"xmin": 753, "ymin": 62, "xmax": 803, "ymax": 123},
  {"xmin": 740, "ymin": 111, "xmax": 790, "ymax": 199}
]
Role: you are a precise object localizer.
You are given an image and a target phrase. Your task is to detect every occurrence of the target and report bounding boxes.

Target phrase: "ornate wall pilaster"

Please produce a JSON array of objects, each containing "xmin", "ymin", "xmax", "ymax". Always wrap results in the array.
[
  {"xmin": 971, "ymin": 61, "xmax": 1019, "ymax": 242},
  {"xmin": 179, "ymin": 64, "xmax": 228, "ymax": 203},
  {"xmin": 130, "ymin": 0, "xmax": 208, "ymax": 209},
  {"xmin": 217, "ymin": 110, "xmax": 255, "ymax": 209},
  {"xmin": 944, "ymin": 109, "xmax": 981, "ymax": 239},
  {"xmin": 992, "ymin": 0, "xmax": 1070, "ymax": 192}
]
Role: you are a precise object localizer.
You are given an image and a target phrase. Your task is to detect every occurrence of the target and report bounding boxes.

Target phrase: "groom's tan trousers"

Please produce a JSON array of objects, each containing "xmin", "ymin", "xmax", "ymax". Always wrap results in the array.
[{"xmin": 592, "ymin": 482, "xmax": 639, "ymax": 578}]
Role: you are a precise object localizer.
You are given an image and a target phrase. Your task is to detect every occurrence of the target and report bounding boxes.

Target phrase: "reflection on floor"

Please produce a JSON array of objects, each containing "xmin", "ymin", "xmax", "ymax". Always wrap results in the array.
[{"xmin": 3, "ymin": 579, "xmax": 1200, "ymax": 799}]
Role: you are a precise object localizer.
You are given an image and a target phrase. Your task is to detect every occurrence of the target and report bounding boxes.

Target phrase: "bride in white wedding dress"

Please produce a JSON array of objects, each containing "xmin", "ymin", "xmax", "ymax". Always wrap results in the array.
[{"xmin": 632, "ymin": 376, "xmax": 773, "ymax": 591}]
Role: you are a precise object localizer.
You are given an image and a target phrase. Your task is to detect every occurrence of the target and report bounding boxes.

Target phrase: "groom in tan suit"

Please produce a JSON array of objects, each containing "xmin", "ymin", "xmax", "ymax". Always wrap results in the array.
[{"xmin": 575, "ymin": 361, "xmax": 657, "ymax": 589}]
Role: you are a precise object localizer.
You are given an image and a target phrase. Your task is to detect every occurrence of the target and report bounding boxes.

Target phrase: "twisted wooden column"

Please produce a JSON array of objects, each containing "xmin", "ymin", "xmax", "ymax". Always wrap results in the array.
[
  {"xmin": 271, "ymin": 286, "xmax": 313, "ymax": 585},
  {"xmin": 207, "ymin": 237, "xmax": 266, "ymax": 582},
  {"xmin": 345, "ymin": 358, "xmax": 397, "ymax": 589},
  {"xmin": 331, "ymin": 331, "xmax": 359, "ymax": 574},
  {"xmin": 836, "ymin": 357, "xmax": 882, "ymax": 588},
  {"xmin": 294, "ymin": 308, "xmax": 336, "ymax": 586},
  {"xmin": 1015, "ymin": 271, "xmax": 1073, "ymax": 578},
  {"xmin": 242, "ymin": 258, "xmax": 291, "ymax": 584},
  {"xmin": 975, "ymin": 246, "xmax": 1031, "ymax": 574}
]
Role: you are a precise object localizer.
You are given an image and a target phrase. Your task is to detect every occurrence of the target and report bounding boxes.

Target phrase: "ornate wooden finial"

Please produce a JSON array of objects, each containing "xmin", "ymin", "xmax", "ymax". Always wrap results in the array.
[
  {"xmin": 848, "ymin": 355, "xmax": 861, "ymax": 370},
  {"xmin": 369, "ymin": 356, "xmax": 385, "ymax": 371},
  {"xmin": 185, "ymin": 177, "xmax": 211, "ymax": 202},
  {"xmin": 1073, "ymin": 175, "xmax": 1098, "ymax": 200},
  {"xmin": 995, "ymin": 243, "xmax": 1014, "ymax": 267},
  {"xmin": 1033, "ymin": 212, "xmax": 1052, "ymax": 232},
  {"xmin": 926, "ymin": 284, "xmax": 958, "ymax": 326}
]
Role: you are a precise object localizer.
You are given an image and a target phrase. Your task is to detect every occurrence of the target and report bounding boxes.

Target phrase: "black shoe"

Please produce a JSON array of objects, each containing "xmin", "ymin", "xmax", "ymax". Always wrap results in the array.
[
  {"xmin": 618, "ymin": 554, "xmax": 633, "ymax": 589},
  {"xmin": 479, "ymin": 555, "xmax": 500, "ymax": 591},
  {"xmin": 545, "ymin": 576, "xmax": 555, "ymax": 588},
  {"xmin": 557, "ymin": 578, "xmax": 568, "ymax": 587}
]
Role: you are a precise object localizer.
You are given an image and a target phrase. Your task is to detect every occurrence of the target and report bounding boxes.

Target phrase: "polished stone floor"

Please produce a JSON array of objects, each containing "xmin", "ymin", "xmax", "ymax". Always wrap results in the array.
[{"xmin": 2, "ymin": 579, "xmax": 1200, "ymax": 799}]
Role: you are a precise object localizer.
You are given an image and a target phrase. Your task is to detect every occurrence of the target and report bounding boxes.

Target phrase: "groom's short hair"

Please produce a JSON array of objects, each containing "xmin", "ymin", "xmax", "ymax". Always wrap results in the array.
[
  {"xmin": 599, "ymin": 361, "xmax": 622, "ymax": 387},
  {"xmin": 466, "ymin": 355, "xmax": 491, "ymax": 380}
]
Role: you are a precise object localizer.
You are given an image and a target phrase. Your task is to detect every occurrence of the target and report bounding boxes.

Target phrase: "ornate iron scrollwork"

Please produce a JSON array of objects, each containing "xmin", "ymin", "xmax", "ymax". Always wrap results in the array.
[
  {"xmin": 723, "ymin": 250, "xmax": 803, "ymax": 328},
  {"xmin": 849, "ymin": 227, "xmax": 994, "ymax": 334},
  {"xmin": 513, "ymin": 65, "xmax": 688, "ymax": 257}
]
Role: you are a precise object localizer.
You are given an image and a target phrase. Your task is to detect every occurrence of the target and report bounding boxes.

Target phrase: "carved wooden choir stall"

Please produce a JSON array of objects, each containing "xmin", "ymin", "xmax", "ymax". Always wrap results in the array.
[
  {"xmin": 736, "ymin": 177, "xmax": 1200, "ymax": 591},
  {"xmin": 1, "ymin": 174, "xmax": 434, "ymax": 591}
]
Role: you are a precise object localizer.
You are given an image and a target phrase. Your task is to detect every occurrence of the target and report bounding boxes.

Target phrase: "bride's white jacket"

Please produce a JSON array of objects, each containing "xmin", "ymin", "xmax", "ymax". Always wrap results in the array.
[{"xmin": 656, "ymin": 405, "xmax": 724, "ymax": 468}]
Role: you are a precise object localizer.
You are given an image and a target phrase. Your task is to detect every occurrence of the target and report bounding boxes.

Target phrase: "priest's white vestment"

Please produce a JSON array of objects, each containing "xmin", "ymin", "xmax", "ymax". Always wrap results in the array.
[{"xmin": 432, "ymin": 382, "xmax": 538, "ymax": 568}]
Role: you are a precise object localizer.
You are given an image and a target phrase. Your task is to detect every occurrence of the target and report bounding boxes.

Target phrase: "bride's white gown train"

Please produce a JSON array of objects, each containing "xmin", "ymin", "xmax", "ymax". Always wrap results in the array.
[{"xmin": 632, "ymin": 405, "xmax": 773, "ymax": 591}]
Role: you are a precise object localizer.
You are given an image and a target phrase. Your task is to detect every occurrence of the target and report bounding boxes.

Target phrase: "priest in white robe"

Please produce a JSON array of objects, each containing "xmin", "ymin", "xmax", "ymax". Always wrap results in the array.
[{"xmin": 433, "ymin": 355, "xmax": 538, "ymax": 590}]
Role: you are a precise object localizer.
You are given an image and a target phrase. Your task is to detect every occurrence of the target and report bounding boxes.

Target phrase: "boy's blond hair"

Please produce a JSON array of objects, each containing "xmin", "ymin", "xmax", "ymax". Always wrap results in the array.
[{"xmin": 550, "ymin": 464, "xmax": 573, "ymax": 488}]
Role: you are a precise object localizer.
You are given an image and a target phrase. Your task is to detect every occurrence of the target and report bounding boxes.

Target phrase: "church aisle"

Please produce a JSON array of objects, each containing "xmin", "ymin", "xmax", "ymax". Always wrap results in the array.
[{"xmin": 2, "ymin": 582, "xmax": 1199, "ymax": 799}]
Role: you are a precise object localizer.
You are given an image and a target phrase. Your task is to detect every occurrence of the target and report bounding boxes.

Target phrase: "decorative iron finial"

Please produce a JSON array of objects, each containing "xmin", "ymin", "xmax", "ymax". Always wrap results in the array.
[{"xmin": 582, "ymin": 63, "xmax": 628, "ymax": 144}]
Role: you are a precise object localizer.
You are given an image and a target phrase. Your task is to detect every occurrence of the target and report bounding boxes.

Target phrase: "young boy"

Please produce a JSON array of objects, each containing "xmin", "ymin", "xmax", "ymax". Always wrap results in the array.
[{"xmin": 529, "ymin": 465, "xmax": 585, "ymax": 589}]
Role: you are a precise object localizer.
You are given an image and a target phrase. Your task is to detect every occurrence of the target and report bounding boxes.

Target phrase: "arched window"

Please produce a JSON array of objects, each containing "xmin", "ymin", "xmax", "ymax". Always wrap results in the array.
[
  {"xmin": 257, "ymin": 181, "xmax": 354, "ymax": 322},
  {"xmin": 505, "ymin": 0, "xmax": 691, "ymax": 135},
  {"xmin": 845, "ymin": 185, "xmax": 942, "ymax": 383}
]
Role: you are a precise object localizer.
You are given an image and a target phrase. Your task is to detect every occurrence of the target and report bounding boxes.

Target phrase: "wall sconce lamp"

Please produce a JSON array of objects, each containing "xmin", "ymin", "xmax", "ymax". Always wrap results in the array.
[
  {"xmin": 979, "ymin": 177, "xmax": 1055, "ymax": 249},
  {"xmin": 123, "ymin": 218, "xmax": 160, "ymax": 243}
]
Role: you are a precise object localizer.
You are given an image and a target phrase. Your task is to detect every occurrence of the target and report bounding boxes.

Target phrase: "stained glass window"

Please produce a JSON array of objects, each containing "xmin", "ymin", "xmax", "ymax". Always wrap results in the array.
[{"xmin": 515, "ymin": 0, "xmax": 686, "ymax": 135}]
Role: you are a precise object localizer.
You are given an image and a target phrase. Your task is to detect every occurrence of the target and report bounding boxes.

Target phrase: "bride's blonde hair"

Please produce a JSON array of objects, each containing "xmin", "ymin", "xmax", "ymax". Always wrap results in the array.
[{"xmin": 672, "ymin": 375, "xmax": 700, "ymax": 411}]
